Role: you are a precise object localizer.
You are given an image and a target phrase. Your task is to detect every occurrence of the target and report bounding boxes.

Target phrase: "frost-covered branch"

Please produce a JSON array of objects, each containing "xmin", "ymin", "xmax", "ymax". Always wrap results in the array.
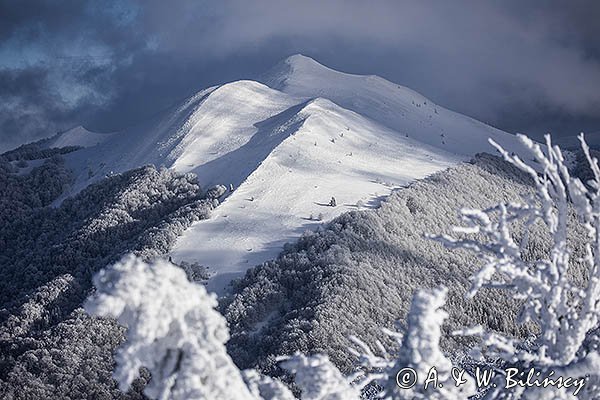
[
  {"xmin": 433, "ymin": 134, "xmax": 600, "ymax": 367},
  {"xmin": 432, "ymin": 134, "xmax": 600, "ymax": 398},
  {"xmin": 352, "ymin": 287, "xmax": 476, "ymax": 399},
  {"xmin": 85, "ymin": 255, "xmax": 256, "ymax": 400},
  {"xmin": 242, "ymin": 370, "xmax": 295, "ymax": 400},
  {"xmin": 279, "ymin": 353, "xmax": 361, "ymax": 400}
]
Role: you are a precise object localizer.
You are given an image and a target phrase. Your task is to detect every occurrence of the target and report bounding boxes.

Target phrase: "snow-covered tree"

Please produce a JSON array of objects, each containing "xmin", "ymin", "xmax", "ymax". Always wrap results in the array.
[
  {"xmin": 279, "ymin": 353, "xmax": 361, "ymax": 400},
  {"xmin": 433, "ymin": 134, "xmax": 600, "ymax": 398},
  {"xmin": 242, "ymin": 369, "xmax": 295, "ymax": 400},
  {"xmin": 85, "ymin": 255, "xmax": 364, "ymax": 400},
  {"xmin": 351, "ymin": 287, "xmax": 475, "ymax": 399},
  {"xmin": 85, "ymin": 255, "xmax": 256, "ymax": 400}
]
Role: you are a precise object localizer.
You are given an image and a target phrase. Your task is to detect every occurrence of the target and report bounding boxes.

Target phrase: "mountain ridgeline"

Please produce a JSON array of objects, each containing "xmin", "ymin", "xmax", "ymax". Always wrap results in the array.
[{"xmin": 42, "ymin": 55, "xmax": 528, "ymax": 295}]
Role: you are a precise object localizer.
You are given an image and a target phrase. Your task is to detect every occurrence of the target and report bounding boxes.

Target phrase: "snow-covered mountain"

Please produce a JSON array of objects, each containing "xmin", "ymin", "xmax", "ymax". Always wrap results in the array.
[
  {"xmin": 48, "ymin": 125, "xmax": 116, "ymax": 148},
  {"xmin": 262, "ymin": 55, "xmax": 522, "ymax": 155},
  {"xmin": 52, "ymin": 54, "xmax": 525, "ymax": 294}
]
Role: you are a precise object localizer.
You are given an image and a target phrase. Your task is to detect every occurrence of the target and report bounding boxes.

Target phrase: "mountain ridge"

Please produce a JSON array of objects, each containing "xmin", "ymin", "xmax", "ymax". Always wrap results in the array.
[
  {"xmin": 29, "ymin": 54, "xmax": 526, "ymax": 293},
  {"xmin": 262, "ymin": 54, "xmax": 521, "ymax": 156}
]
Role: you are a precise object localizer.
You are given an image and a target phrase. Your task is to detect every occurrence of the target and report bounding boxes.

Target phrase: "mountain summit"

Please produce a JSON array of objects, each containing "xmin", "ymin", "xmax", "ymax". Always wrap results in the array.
[
  {"xmin": 261, "ymin": 54, "xmax": 336, "ymax": 89},
  {"xmin": 46, "ymin": 55, "xmax": 524, "ymax": 293},
  {"xmin": 262, "ymin": 54, "xmax": 521, "ymax": 155}
]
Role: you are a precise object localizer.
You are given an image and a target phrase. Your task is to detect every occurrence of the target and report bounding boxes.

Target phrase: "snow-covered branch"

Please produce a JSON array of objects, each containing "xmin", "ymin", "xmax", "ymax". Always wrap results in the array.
[
  {"xmin": 85, "ymin": 255, "xmax": 359, "ymax": 400},
  {"xmin": 352, "ymin": 287, "xmax": 476, "ymax": 399},
  {"xmin": 279, "ymin": 353, "xmax": 361, "ymax": 400},
  {"xmin": 433, "ymin": 134, "xmax": 600, "ymax": 398}
]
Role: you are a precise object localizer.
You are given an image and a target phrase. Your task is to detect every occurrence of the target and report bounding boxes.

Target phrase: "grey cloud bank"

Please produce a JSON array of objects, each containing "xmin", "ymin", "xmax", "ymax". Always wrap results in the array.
[{"xmin": 1, "ymin": 0, "xmax": 599, "ymax": 152}]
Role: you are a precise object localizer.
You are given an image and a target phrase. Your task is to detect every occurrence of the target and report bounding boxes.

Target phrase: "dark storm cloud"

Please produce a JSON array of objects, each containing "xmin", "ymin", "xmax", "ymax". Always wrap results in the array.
[
  {"xmin": 0, "ymin": 0, "xmax": 145, "ymax": 150},
  {"xmin": 1, "ymin": 0, "xmax": 599, "ymax": 151}
]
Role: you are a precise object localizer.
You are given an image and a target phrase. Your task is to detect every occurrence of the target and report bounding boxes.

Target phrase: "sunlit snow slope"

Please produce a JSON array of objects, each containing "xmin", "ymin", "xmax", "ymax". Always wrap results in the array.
[
  {"xmin": 57, "ymin": 82, "xmax": 298, "ymax": 201},
  {"xmin": 54, "ymin": 54, "xmax": 525, "ymax": 295},
  {"xmin": 171, "ymin": 98, "xmax": 462, "ymax": 293}
]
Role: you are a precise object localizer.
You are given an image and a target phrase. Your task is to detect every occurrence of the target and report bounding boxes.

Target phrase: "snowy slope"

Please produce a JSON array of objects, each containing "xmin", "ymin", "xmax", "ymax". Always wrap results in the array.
[
  {"xmin": 57, "ymin": 82, "xmax": 298, "ymax": 201},
  {"xmin": 170, "ymin": 98, "xmax": 462, "ymax": 293},
  {"xmin": 51, "ymin": 55, "xmax": 525, "ymax": 295}
]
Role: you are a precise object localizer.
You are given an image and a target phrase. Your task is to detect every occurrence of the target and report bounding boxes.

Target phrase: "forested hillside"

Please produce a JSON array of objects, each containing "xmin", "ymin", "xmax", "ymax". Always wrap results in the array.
[
  {"xmin": 0, "ymin": 147, "xmax": 593, "ymax": 398},
  {"xmin": 224, "ymin": 153, "xmax": 590, "ymax": 374},
  {"xmin": 0, "ymin": 147, "xmax": 219, "ymax": 399}
]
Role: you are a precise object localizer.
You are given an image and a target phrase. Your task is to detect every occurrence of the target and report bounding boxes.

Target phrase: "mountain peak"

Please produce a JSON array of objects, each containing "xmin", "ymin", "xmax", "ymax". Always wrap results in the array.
[
  {"xmin": 261, "ymin": 54, "xmax": 336, "ymax": 90},
  {"xmin": 50, "ymin": 125, "xmax": 115, "ymax": 149},
  {"xmin": 263, "ymin": 54, "xmax": 399, "ymax": 97},
  {"xmin": 282, "ymin": 54, "xmax": 322, "ymax": 68}
]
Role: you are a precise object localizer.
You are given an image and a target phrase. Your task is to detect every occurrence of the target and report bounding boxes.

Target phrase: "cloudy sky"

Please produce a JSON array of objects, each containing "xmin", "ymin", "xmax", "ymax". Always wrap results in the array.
[{"xmin": 1, "ymin": 0, "xmax": 599, "ymax": 152}]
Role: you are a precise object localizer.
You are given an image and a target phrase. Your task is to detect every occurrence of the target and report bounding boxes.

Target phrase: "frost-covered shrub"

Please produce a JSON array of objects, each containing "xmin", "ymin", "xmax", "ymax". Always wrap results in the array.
[
  {"xmin": 242, "ymin": 369, "xmax": 296, "ymax": 400},
  {"xmin": 86, "ymin": 255, "xmax": 364, "ymax": 400},
  {"xmin": 279, "ymin": 353, "xmax": 360, "ymax": 400},
  {"xmin": 351, "ymin": 288, "xmax": 475, "ymax": 400},
  {"xmin": 85, "ymin": 255, "xmax": 256, "ymax": 400},
  {"xmin": 434, "ymin": 134, "xmax": 600, "ymax": 399},
  {"xmin": 85, "ymin": 258, "xmax": 481, "ymax": 400}
]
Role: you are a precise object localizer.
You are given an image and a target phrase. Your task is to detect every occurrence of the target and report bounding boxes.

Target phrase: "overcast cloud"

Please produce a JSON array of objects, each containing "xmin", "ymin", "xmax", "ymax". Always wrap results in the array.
[{"xmin": 1, "ymin": 0, "xmax": 599, "ymax": 152}]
